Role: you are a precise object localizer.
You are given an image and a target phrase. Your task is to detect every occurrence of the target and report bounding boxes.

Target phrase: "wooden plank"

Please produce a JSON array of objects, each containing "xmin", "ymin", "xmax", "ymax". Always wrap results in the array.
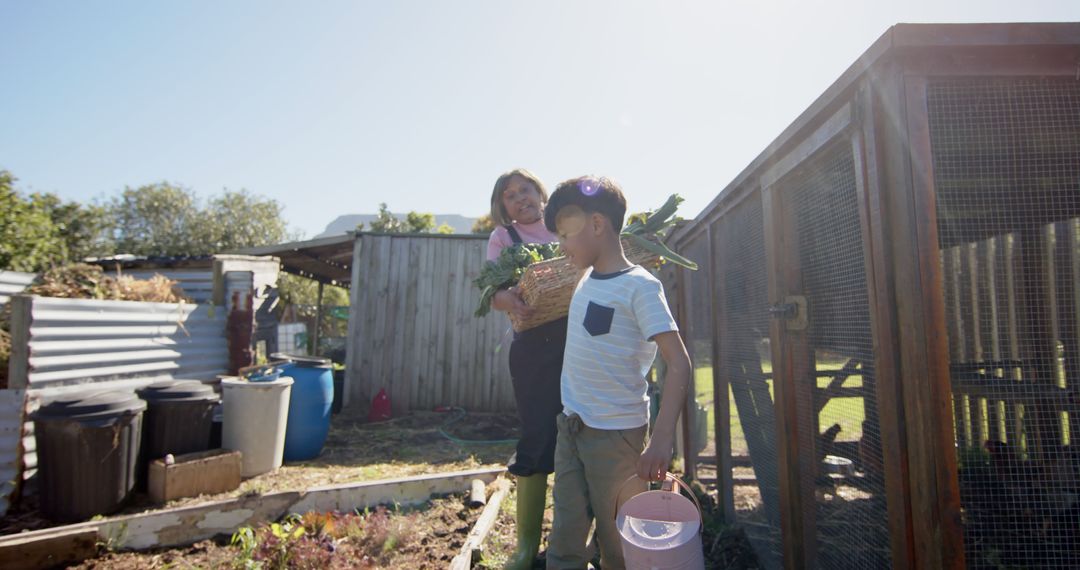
[
  {"xmin": 449, "ymin": 478, "xmax": 511, "ymax": 570},
  {"xmin": 290, "ymin": 467, "xmax": 504, "ymax": 513},
  {"xmin": 463, "ymin": 241, "xmax": 480, "ymax": 409},
  {"xmin": 0, "ymin": 468, "xmax": 505, "ymax": 558},
  {"xmin": 855, "ymin": 92, "xmax": 915, "ymax": 570},
  {"xmin": 400, "ymin": 238, "xmax": 419, "ymax": 411},
  {"xmin": 7, "ymin": 295, "xmax": 32, "ymax": 389},
  {"xmin": 343, "ymin": 234, "xmax": 363, "ymax": 409},
  {"xmin": 355, "ymin": 235, "xmax": 379, "ymax": 411},
  {"xmin": 387, "ymin": 238, "xmax": 409, "ymax": 414},
  {"xmin": 371, "ymin": 236, "xmax": 393, "ymax": 408},
  {"xmin": 708, "ymin": 222, "xmax": 736, "ymax": 523},
  {"xmin": 432, "ymin": 240, "xmax": 451, "ymax": 406},
  {"xmin": 760, "ymin": 102, "xmax": 854, "ymax": 190},
  {"xmin": 0, "ymin": 526, "xmax": 99, "ymax": 570},
  {"xmin": 449, "ymin": 242, "xmax": 468, "ymax": 406},
  {"xmin": 459, "ymin": 242, "xmax": 478, "ymax": 409},
  {"xmin": 901, "ymin": 73, "xmax": 966, "ymax": 569},
  {"xmin": 671, "ymin": 261, "xmax": 696, "ymax": 480},
  {"xmin": 413, "ymin": 238, "xmax": 435, "ymax": 411},
  {"xmin": 761, "ymin": 184, "xmax": 814, "ymax": 570},
  {"xmin": 472, "ymin": 241, "xmax": 489, "ymax": 411}
]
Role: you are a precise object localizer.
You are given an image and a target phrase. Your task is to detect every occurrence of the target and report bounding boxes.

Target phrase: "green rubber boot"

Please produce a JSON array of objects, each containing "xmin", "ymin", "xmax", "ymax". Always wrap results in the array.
[{"xmin": 504, "ymin": 473, "xmax": 547, "ymax": 570}]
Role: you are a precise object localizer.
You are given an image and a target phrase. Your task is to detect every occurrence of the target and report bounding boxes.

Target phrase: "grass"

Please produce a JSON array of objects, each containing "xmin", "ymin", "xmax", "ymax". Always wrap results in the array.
[{"xmin": 689, "ymin": 359, "xmax": 867, "ymax": 458}]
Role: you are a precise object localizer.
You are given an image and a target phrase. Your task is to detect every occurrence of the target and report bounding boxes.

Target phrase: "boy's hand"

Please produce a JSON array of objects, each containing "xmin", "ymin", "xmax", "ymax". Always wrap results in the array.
[{"xmin": 637, "ymin": 433, "xmax": 675, "ymax": 481}]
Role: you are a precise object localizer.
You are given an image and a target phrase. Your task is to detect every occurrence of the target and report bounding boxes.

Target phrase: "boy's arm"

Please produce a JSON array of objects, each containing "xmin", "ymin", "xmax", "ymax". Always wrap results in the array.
[{"xmin": 637, "ymin": 330, "xmax": 691, "ymax": 481}]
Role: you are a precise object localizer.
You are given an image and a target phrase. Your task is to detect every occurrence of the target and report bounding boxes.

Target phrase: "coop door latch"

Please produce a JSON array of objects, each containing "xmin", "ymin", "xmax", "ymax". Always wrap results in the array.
[{"xmin": 769, "ymin": 295, "xmax": 808, "ymax": 331}]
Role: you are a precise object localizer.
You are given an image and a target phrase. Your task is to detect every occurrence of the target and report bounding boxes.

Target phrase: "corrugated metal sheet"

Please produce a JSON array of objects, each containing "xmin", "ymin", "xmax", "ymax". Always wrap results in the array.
[
  {"xmin": 120, "ymin": 268, "xmax": 214, "ymax": 304},
  {"xmin": 10, "ymin": 296, "xmax": 228, "ymax": 392},
  {"xmin": 0, "ymin": 389, "xmax": 25, "ymax": 517},
  {"xmin": 0, "ymin": 271, "xmax": 35, "ymax": 309},
  {"xmin": 224, "ymin": 271, "xmax": 254, "ymax": 312},
  {"xmin": 6, "ymin": 296, "xmax": 229, "ymax": 489}
]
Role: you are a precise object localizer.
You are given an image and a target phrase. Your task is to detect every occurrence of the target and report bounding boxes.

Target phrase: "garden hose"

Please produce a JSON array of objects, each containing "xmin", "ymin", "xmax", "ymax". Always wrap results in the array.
[{"xmin": 435, "ymin": 406, "xmax": 519, "ymax": 445}]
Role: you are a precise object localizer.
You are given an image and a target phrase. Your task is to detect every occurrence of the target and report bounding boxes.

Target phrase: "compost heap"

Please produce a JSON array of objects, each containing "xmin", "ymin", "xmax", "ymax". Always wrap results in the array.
[{"xmin": 0, "ymin": 264, "xmax": 189, "ymax": 387}]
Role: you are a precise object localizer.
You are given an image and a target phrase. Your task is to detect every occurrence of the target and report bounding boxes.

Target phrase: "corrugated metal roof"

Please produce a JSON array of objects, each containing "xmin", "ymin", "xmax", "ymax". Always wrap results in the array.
[
  {"xmin": 0, "ymin": 389, "xmax": 26, "ymax": 517},
  {"xmin": 0, "ymin": 271, "xmax": 36, "ymax": 309}
]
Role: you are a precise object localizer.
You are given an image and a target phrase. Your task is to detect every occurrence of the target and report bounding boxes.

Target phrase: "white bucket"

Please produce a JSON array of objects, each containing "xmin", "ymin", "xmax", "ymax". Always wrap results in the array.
[
  {"xmin": 616, "ymin": 474, "xmax": 706, "ymax": 570},
  {"xmin": 221, "ymin": 376, "xmax": 293, "ymax": 477}
]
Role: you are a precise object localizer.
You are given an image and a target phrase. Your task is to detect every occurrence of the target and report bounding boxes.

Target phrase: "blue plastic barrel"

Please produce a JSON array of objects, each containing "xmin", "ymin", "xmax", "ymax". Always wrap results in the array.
[{"xmin": 273, "ymin": 353, "xmax": 334, "ymax": 461}]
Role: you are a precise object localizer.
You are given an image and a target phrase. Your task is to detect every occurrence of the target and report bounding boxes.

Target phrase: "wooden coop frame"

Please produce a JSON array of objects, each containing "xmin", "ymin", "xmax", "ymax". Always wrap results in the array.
[{"xmin": 666, "ymin": 23, "xmax": 1080, "ymax": 570}]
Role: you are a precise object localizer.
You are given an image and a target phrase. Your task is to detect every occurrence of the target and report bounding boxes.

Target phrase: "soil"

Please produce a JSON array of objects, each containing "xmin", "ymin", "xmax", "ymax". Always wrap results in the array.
[
  {"xmin": 1, "ymin": 410, "xmax": 519, "ymax": 537},
  {"xmin": 67, "ymin": 494, "xmax": 480, "ymax": 569}
]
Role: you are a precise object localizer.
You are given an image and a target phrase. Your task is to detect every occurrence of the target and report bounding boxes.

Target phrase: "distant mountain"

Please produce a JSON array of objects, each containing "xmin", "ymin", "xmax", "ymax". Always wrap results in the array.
[{"xmin": 316, "ymin": 213, "xmax": 480, "ymax": 237}]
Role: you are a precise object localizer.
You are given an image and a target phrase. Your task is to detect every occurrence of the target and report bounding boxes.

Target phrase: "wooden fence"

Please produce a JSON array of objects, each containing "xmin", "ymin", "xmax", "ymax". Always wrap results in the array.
[{"xmin": 346, "ymin": 233, "xmax": 514, "ymax": 414}]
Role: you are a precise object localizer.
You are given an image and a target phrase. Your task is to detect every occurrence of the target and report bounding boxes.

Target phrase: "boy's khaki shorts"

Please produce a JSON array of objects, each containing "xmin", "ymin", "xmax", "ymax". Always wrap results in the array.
[{"xmin": 547, "ymin": 413, "xmax": 648, "ymax": 570}]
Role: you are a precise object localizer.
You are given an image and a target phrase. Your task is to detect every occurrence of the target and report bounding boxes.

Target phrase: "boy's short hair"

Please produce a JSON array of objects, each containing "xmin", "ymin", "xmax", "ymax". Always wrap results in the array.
[{"xmin": 544, "ymin": 176, "xmax": 627, "ymax": 234}]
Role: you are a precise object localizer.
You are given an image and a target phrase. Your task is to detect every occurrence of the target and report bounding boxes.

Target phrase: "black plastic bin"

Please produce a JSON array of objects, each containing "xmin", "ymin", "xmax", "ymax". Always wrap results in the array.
[
  {"xmin": 32, "ymin": 391, "xmax": 146, "ymax": 522},
  {"xmin": 136, "ymin": 380, "xmax": 220, "ymax": 483}
]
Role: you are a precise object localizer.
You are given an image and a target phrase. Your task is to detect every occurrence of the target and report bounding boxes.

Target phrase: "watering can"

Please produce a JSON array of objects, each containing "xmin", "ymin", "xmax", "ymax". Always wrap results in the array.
[{"xmin": 616, "ymin": 473, "xmax": 706, "ymax": 570}]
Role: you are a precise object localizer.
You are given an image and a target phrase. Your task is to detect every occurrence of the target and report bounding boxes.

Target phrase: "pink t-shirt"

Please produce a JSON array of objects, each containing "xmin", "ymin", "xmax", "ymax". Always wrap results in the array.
[{"xmin": 486, "ymin": 219, "xmax": 558, "ymax": 261}]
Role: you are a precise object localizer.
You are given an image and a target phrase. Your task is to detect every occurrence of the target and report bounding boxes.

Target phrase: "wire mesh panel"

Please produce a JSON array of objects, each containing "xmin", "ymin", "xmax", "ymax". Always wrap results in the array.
[
  {"xmin": 777, "ymin": 141, "xmax": 891, "ymax": 568},
  {"xmin": 928, "ymin": 78, "xmax": 1080, "ymax": 568},
  {"xmin": 714, "ymin": 192, "xmax": 783, "ymax": 568},
  {"xmin": 679, "ymin": 234, "xmax": 715, "ymax": 464}
]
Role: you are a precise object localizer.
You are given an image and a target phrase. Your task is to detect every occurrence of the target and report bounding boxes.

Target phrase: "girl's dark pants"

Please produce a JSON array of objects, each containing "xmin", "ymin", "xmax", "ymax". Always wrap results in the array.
[{"xmin": 507, "ymin": 316, "xmax": 567, "ymax": 477}]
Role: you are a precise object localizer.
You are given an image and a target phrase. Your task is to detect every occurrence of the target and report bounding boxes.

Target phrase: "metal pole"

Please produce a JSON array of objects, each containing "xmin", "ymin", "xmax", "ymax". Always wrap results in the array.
[{"xmin": 313, "ymin": 281, "xmax": 324, "ymax": 355}]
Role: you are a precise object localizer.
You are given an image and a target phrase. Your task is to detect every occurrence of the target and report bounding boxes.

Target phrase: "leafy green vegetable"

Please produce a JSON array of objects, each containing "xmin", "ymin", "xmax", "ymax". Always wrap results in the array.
[
  {"xmin": 473, "ymin": 194, "xmax": 696, "ymax": 319},
  {"xmin": 473, "ymin": 242, "xmax": 561, "ymax": 317},
  {"xmin": 623, "ymin": 194, "xmax": 698, "ymax": 270}
]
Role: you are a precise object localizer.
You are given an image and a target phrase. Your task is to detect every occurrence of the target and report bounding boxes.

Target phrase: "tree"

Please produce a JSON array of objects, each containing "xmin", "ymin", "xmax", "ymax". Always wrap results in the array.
[
  {"xmin": 0, "ymin": 171, "xmax": 66, "ymax": 272},
  {"xmin": 405, "ymin": 211, "xmax": 436, "ymax": 233},
  {"xmin": 369, "ymin": 203, "xmax": 446, "ymax": 234},
  {"xmin": 204, "ymin": 189, "xmax": 289, "ymax": 252},
  {"xmin": 33, "ymin": 192, "xmax": 114, "ymax": 262},
  {"xmin": 436, "ymin": 223, "xmax": 454, "ymax": 235},
  {"xmin": 471, "ymin": 214, "xmax": 495, "ymax": 234},
  {"xmin": 111, "ymin": 183, "xmax": 202, "ymax": 256},
  {"xmin": 368, "ymin": 203, "xmax": 405, "ymax": 233},
  {"xmin": 111, "ymin": 183, "xmax": 290, "ymax": 256}
]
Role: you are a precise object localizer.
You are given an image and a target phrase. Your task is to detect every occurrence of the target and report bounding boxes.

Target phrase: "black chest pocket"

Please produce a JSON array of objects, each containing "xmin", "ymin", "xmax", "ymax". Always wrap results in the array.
[{"xmin": 583, "ymin": 301, "xmax": 615, "ymax": 336}]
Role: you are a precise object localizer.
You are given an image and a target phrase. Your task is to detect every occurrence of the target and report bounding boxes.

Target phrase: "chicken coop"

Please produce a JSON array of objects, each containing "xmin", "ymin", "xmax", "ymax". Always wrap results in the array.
[{"xmin": 665, "ymin": 23, "xmax": 1080, "ymax": 570}]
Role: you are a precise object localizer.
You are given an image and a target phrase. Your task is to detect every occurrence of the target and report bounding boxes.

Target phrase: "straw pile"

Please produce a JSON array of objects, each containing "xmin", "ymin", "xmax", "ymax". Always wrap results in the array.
[{"xmin": 26, "ymin": 264, "xmax": 189, "ymax": 303}]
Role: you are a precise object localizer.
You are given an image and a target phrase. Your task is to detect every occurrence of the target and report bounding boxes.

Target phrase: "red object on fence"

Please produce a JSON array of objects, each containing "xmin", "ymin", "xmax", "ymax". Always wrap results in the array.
[{"xmin": 368, "ymin": 389, "xmax": 392, "ymax": 422}]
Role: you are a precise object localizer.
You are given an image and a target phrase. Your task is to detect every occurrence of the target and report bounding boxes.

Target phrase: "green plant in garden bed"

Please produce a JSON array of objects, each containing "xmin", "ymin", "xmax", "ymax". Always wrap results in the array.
[{"xmin": 229, "ymin": 506, "xmax": 421, "ymax": 570}]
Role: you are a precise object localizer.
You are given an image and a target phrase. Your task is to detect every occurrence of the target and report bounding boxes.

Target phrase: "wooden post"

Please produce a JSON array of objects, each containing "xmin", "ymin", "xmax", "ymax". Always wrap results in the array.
[
  {"xmin": 708, "ymin": 223, "xmax": 737, "ymax": 523},
  {"xmin": 893, "ymin": 73, "xmax": 965, "ymax": 569},
  {"xmin": 7, "ymin": 295, "xmax": 32, "ymax": 389},
  {"xmin": 762, "ymin": 185, "xmax": 817, "ymax": 570}
]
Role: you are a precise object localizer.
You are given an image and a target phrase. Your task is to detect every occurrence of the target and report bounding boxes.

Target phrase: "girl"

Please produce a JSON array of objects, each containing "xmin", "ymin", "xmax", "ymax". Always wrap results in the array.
[{"xmin": 487, "ymin": 168, "xmax": 566, "ymax": 570}]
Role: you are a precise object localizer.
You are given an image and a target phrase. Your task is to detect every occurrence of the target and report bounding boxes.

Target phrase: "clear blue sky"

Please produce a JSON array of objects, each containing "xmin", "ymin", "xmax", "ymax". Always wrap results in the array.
[{"xmin": 2, "ymin": 1, "xmax": 1077, "ymax": 238}]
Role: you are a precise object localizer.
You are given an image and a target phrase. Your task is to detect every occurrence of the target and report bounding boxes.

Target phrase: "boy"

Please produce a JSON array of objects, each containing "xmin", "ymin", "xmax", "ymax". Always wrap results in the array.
[{"xmin": 542, "ymin": 176, "xmax": 691, "ymax": 569}]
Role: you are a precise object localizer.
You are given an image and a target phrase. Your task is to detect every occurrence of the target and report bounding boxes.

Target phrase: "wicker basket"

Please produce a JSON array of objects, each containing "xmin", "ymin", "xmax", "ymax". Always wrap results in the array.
[{"xmin": 508, "ymin": 235, "xmax": 662, "ymax": 332}]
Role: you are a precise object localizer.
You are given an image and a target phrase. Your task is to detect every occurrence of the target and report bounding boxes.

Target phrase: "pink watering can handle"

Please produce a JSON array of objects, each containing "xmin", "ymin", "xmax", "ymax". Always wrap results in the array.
[{"xmin": 614, "ymin": 472, "xmax": 705, "ymax": 525}]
